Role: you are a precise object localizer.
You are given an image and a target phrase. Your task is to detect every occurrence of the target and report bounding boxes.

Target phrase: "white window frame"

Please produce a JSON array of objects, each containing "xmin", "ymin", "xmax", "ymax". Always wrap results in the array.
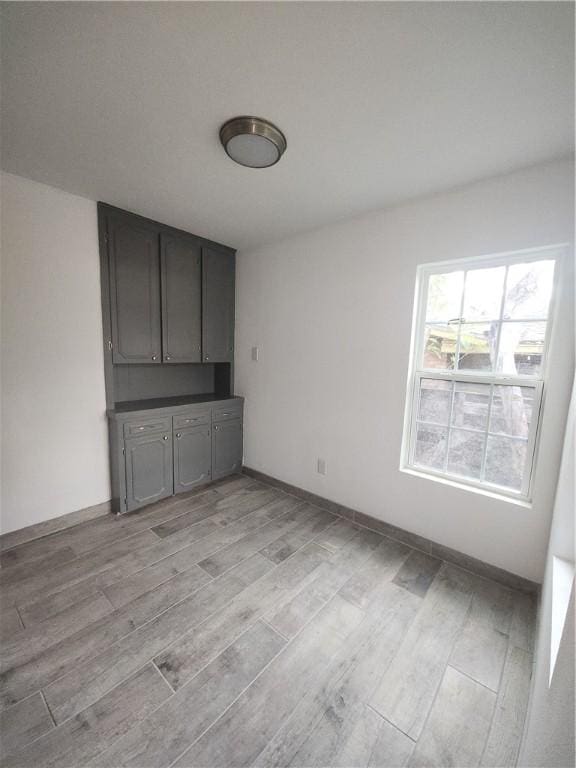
[{"xmin": 400, "ymin": 244, "xmax": 566, "ymax": 504}]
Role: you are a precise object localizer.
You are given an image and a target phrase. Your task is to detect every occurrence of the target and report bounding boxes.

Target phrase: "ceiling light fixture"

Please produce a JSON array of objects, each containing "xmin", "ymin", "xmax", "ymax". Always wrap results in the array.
[{"xmin": 219, "ymin": 116, "xmax": 287, "ymax": 168}]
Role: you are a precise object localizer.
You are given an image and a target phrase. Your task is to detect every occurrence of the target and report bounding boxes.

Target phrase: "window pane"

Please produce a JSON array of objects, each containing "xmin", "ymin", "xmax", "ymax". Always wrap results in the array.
[
  {"xmin": 423, "ymin": 324, "xmax": 457, "ymax": 369},
  {"xmin": 496, "ymin": 321, "xmax": 546, "ymax": 376},
  {"xmin": 409, "ymin": 252, "xmax": 552, "ymax": 498},
  {"xmin": 414, "ymin": 424, "xmax": 448, "ymax": 470},
  {"xmin": 457, "ymin": 323, "xmax": 495, "ymax": 371},
  {"xmin": 418, "ymin": 378, "xmax": 452, "ymax": 424},
  {"xmin": 484, "ymin": 436, "xmax": 527, "ymax": 491},
  {"xmin": 462, "ymin": 266, "xmax": 506, "ymax": 321},
  {"xmin": 490, "ymin": 385, "xmax": 534, "ymax": 438},
  {"xmin": 452, "ymin": 382, "xmax": 490, "ymax": 430},
  {"xmin": 447, "ymin": 429, "xmax": 485, "ymax": 479},
  {"xmin": 503, "ymin": 260, "xmax": 555, "ymax": 320},
  {"xmin": 425, "ymin": 271, "xmax": 464, "ymax": 322}
]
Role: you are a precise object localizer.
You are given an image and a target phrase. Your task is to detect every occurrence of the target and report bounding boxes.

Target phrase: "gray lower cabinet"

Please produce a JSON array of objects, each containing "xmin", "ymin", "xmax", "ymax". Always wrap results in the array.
[
  {"xmin": 212, "ymin": 418, "xmax": 243, "ymax": 479},
  {"xmin": 174, "ymin": 423, "xmax": 212, "ymax": 492},
  {"xmin": 125, "ymin": 432, "xmax": 174, "ymax": 511},
  {"xmin": 111, "ymin": 398, "xmax": 244, "ymax": 513}
]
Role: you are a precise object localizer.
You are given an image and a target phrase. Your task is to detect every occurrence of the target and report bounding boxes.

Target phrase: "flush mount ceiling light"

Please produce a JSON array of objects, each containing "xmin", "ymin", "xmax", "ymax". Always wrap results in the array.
[{"xmin": 219, "ymin": 116, "xmax": 287, "ymax": 168}]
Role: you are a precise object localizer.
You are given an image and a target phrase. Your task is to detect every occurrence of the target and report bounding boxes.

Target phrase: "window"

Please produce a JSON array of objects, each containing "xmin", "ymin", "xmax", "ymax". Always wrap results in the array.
[{"xmin": 402, "ymin": 246, "xmax": 563, "ymax": 501}]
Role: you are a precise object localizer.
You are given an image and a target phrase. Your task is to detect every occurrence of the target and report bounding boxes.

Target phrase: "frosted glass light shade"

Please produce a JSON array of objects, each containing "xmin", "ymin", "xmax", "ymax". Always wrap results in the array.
[{"xmin": 220, "ymin": 117, "xmax": 286, "ymax": 168}]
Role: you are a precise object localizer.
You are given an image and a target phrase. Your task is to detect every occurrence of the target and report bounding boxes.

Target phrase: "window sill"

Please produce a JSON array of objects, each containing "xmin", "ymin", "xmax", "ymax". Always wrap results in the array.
[{"xmin": 400, "ymin": 466, "xmax": 533, "ymax": 508}]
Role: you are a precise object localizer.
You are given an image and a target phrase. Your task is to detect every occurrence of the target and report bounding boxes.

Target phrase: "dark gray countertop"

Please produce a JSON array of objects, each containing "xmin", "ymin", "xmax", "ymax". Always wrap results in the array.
[{"xmin": 108, "ymin": 393, "xmax": 242, "ymax": 418}]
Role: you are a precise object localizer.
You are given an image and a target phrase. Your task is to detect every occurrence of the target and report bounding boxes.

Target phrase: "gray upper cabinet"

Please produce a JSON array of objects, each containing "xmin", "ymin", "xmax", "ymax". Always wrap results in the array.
[
  {"xmin": 108, "ymin": 214, "xmax": 162, "ymax": 364},
  {"xmin": 174, "ymin": 423, "xmax": 212, "ymax": 492},
  {"xmin": 99, "ymin": 204, "xmax": 236, "ymax": 412},
  {"xmin": 125, "ymin": 431, "xmax": 173, "ymax": 511},
  {"xmin": 202, "ymin": 248, "xmax": 235, "ymax": 363},
  {"xmin": 161, "ymin": 234, "xmax": 202, "ymax": 363}
]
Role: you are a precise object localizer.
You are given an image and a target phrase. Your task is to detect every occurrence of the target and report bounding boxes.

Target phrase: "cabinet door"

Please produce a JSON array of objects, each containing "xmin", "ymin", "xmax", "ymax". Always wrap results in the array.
[
  {"xmin": 125, "ymin": 433, "xmax": 173, "ymax": 511},
  {"xmin": 212, "ymin": 418, "xmax": 243, "ymax": 479},
  {"xmin": 108, "ymin": 215, "xmax": 161, "ymax": 364},
  {"xmin": 174, "ymin": 424, "xmax": 212, "ymax": 493},
  {"xmin": 161, "ymin": 234, "xmax": 202, "ymax": 363},
  {"xmin": 202, "ymin": 248, "xmax": 235, "ymax": 363}
]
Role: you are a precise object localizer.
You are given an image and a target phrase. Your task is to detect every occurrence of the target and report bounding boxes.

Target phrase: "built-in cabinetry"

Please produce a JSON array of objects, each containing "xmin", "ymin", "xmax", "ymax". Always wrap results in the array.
[
  {"xmin": 110, "ymin": 397, "xmax": 243, "ymax": 513},
  {"xmin": 103, "ymin": 207, "xmax": 234, "ymax": 370},
  {"xmin": 125, "ymin": 428, "xmax": 173, "ymax": 510},
  {"xmin": 173, "ymin": 411, "xmax": 212, "ymax": 493},
  {"xmin": 212, "ymin": 405, "xmax": 244, "ymax": 479},
  {"xmin": 161, "ymin": 233, "xmax": 202, "ymax": 364},
  {"xmin": 98, "ymin": 203, "xmax": 241, "ymax": 514},
  {"xmin": 202, "ymin": 247, "xmax": 235, "ymax": 363}
]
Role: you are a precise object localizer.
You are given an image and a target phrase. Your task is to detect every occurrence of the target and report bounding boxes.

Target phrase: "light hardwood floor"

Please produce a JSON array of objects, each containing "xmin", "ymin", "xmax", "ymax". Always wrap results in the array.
[{"xmin": 0, "ymin": 476, "xmax": 536, "ymax": 767}]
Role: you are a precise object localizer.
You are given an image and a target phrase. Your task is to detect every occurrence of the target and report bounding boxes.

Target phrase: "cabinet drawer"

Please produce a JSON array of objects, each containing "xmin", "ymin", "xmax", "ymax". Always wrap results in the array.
[
  {"xmin": 123, "ymin": 417, "xmax": 171, "ymax": 438},
  {"xmin": 173, "ymin": 411, "xmax": 210, "ymax": 429},
  {"xmin": 212, "ymin": 404, "xmax": 243, "ymax": 423}
]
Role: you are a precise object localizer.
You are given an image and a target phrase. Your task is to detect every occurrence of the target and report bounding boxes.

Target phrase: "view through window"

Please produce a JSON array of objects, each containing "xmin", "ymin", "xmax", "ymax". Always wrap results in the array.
[{"xmin": 403, "ymin": 247, "xmax": 561, "ymax": 499}]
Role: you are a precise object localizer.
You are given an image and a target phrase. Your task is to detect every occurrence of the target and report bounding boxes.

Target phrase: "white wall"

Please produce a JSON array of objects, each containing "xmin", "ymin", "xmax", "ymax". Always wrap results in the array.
[
  {"xmin": 519, "ymin": 382, "xmax": 575, "ymax": 767},
  {"xmin": 1, "ymin": 172, "xmax": 110, "ymax": 534},
  {"xmin": 235, "ymin": 158, "xmax": 574, "ymax": 582}
]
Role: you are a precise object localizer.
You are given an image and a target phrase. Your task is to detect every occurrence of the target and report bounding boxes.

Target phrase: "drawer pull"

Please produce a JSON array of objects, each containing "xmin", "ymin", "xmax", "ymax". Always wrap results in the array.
[
  {"xmin": 163, "ymin": 435, "xmax": 168, "ymax": 441},
  {"xmin": 176, "ymin": 433, "xmax": 182, "ymax": 439}
]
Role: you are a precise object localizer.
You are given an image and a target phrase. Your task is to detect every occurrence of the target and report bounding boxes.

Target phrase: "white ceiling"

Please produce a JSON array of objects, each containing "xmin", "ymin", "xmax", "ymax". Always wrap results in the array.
[{"xmin": 1, "ymin": 2, "xmax": 573, "ymax": 250}]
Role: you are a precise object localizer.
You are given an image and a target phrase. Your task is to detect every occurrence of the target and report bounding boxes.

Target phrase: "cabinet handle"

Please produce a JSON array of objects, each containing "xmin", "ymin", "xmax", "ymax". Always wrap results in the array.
[
  {"xmin": 152, "ymin": 355, "xmax": 157, "ymax": 361},
  {"xmin": 204, "ymin": 355, "xmax": 210, "ymax": 361},
  {"xmin": 214, "ymin": 425, "xmax": 219, "ymax": 431},
  {"xmin": 176, "ymin": 433, "xmax": 181, "ymax": 439},
  {"xmin": 166, "ymin": 355, "xmax": 171, "ymax": 361},
  {"xmin": 163, "ymin": 435, "xmax": 168, "ymax": 441}
]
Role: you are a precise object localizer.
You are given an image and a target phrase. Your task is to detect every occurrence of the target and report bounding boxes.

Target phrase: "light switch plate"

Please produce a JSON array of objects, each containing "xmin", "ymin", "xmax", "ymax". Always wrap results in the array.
[
  {"xmin": 317, "ymin": 458, "xmax": 327, "ymax": 475},
  {"xmin": 251, "ymin": 346, "xmax": 259, "ymax": 361}
]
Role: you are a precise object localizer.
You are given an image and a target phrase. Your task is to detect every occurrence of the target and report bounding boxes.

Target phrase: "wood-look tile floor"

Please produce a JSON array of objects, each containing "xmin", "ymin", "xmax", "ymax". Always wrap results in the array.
[{"xmin": 0, "ymin": 476, "xmax": 536, "ymax": 768}]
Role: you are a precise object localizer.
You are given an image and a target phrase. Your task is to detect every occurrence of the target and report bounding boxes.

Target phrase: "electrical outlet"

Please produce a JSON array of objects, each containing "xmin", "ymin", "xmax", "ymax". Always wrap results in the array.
[
  {"xmin": 251, "ymin": 346, "xmax": 259, "ymax": 361},
  {"xmin": 317, "ymin": 458, "xmax": 327, "ymax": 475}
]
